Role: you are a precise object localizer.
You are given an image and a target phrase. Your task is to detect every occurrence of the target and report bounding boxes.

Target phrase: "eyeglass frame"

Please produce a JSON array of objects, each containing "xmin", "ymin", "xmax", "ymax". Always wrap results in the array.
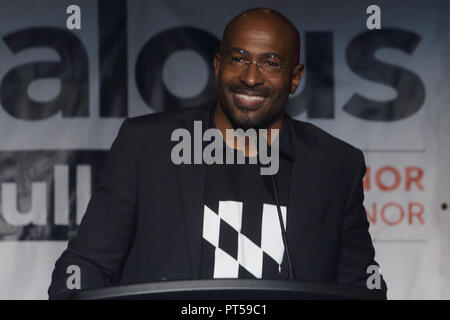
[{"xmin": 218, "ymin": 49, "xmax": 291, "ymax": 74}]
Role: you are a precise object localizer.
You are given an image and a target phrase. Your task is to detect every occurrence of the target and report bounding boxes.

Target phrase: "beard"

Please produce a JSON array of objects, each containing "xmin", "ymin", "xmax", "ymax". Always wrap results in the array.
[{"xmin": 222, "ymin": 102, "xmax": 274, "ymax": 130}]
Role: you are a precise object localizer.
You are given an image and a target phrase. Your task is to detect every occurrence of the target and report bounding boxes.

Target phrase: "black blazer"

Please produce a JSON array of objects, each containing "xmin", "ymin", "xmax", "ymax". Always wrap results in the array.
[{"xmin": 48, "ymin": 105, "xmax": 387, "ymax": 299}]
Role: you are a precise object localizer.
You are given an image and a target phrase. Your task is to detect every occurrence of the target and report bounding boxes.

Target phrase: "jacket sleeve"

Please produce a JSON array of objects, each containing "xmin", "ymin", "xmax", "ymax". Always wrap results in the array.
[
  {"xmin": 48, "ymin": 119, "xmax": 137, "ymax": 299},
  {"xmin": 336, "ymin": 149, "xmax": 388, "ymax": 298}
]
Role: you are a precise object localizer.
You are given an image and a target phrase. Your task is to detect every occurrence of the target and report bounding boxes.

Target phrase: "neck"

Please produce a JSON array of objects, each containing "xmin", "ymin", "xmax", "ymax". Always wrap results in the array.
[{"xmin": 213, "ymin": 102, "xmax": 283, "ymax": 157}]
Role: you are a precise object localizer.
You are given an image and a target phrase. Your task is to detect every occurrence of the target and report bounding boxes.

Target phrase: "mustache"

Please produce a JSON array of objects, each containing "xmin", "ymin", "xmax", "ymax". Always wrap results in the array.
[{"xmin": 228, "ymin": 83, "xmax": 272, "ymax": 97}]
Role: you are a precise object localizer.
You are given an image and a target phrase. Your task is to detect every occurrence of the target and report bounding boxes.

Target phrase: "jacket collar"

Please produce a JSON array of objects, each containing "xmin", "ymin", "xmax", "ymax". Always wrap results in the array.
[
  {"xmin": 176, "ymin": 105, "xmax": 211, "ymax": 277},
  {"xmin": 284, "ymin": 117, "xmax": 324, "ymax": 276}
]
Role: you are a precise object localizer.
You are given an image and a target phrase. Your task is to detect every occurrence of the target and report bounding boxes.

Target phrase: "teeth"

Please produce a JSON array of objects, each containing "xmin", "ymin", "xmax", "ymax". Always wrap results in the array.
[{"xmin": 235, "ymin": 93, "xmax": 264, "ymax": 102}]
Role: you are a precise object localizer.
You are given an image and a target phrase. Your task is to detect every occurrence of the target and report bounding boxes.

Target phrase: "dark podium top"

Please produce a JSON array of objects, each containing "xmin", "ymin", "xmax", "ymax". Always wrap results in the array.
[{"xmin": 69, "ymin": 279, "xmax": 386, "ymax": 300}]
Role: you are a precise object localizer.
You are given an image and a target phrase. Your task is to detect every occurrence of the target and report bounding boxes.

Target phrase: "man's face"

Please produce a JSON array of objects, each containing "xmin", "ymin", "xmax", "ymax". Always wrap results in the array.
[{"xmin": 214, "ymin": 16, "xmax": 303, "ymax": 129}]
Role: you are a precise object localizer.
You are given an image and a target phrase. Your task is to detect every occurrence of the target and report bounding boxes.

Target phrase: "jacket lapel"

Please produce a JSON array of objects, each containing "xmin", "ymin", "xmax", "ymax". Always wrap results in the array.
[
  {"xmin": 175, "ymin": 106, "xmax": 211, "ymax": 278},
  {"xmin": 286, "ymin": 119, "xmax": 325, "ymax": 274}
]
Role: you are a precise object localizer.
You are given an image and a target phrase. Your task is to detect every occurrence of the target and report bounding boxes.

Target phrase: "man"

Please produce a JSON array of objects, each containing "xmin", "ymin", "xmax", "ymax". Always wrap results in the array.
[{"xmin": 49, "ymin": 8, "xmax": 387, "ymax": 299}]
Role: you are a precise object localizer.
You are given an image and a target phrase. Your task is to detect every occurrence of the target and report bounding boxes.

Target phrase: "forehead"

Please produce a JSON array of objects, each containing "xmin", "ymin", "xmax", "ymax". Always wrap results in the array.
[{"xmin": 222, "ymin": 18, "xmax": 294, "ymax": 58}]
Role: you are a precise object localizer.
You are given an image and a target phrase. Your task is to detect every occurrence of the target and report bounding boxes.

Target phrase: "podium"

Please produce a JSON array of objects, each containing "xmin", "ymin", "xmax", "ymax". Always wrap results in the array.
[{"xmin": 70, "ymin": 279, "xmax": 385, "ymax": 300}]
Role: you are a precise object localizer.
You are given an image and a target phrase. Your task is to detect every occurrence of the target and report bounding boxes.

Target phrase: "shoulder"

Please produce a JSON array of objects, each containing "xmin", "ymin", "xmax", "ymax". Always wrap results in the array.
[
  {"xmin": 115, "ymin": 105, "xmax": 211, "ymax": 146},
  {"xmin": 289, "ymin": 117, "xmax": 365, "ymax": 166},
  {"xmin": 124, "ymin": 105, "xmax": 208, "ymax": 131}
]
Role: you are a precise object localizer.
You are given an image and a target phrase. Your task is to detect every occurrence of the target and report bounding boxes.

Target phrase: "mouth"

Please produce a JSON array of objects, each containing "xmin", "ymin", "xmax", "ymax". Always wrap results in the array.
[{"xmin": 232, "ymin": 92, "xmax": 267, "ymax": 110}]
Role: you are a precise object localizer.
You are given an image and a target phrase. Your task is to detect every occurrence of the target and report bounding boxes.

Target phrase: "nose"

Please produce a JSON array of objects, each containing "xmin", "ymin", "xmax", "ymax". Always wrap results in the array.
[{"xmin": 239, "ymin": 62, "xmax": 264, "ymax": 87}]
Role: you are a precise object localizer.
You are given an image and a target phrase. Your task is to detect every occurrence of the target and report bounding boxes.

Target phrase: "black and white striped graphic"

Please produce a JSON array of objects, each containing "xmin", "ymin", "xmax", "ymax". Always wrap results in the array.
[{"xmin": 202, "ymin": 200, "xmax": 286, "ymax": 278}]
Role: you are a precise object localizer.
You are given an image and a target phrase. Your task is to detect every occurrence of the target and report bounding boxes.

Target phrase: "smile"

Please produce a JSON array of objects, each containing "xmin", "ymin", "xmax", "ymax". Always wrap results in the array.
[
  {"xmin": 235, "ymin": 93, "xmax": 265, "ymax": 102},
  {"xmin": 233, "ymin": 92, "xmax": 267, "ymax": 109}
]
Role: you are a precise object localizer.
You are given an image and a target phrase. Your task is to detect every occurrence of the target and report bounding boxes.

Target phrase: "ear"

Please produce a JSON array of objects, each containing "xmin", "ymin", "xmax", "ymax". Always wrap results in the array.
[
  {"xmin": 213, "ymin": 53, "xmax": 221, "ymax": 81},
  {"xmin": 290, "ymin": 63, "xmax": 304, "ymax": 94}
]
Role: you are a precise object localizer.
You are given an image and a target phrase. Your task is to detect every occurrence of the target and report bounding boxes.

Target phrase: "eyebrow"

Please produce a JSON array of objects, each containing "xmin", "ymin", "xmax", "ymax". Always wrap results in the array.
[{"xmin": 227, "ymin": 47, "xmax": 285, "ymax": 62}]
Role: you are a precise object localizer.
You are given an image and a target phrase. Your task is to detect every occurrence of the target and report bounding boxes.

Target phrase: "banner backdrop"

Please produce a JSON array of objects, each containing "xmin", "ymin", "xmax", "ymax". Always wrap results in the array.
[{"xmin": 0, "ymin": 0, "xmax": 449, "ymax": 299}]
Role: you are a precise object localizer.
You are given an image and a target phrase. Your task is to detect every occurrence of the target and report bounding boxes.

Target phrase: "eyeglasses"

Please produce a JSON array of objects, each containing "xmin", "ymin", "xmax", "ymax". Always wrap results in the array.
[{"xmin": 220, "ymin": 55, "xmax": 285, "ymax": 74}]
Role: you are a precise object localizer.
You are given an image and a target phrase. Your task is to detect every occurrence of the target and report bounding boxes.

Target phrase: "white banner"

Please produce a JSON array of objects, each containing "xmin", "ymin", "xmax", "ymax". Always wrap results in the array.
[{"xmin": 0, "ymin": 0, "xmax": 448, "ymax": 299}]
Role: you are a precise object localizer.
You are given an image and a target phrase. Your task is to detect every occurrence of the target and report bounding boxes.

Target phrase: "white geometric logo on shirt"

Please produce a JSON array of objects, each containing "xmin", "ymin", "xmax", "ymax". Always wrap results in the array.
[{"xmin": 202, "ymin": 200, "xmax": 287, "ymax": 278}]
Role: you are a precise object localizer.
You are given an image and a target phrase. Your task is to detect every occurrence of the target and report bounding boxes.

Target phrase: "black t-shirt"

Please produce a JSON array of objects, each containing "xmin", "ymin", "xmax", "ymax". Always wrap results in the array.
[{"xmin": 200, "ymin": 111, "xmax": 294, "ymax": 279}]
